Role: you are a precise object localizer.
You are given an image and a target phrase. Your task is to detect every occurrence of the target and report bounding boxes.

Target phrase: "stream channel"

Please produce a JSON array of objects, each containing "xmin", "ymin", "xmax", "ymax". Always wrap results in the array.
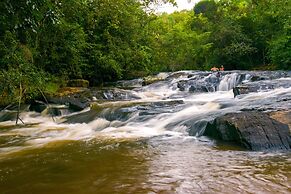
[{"xmin": 0, "ymin": 71, "xmax": 290, "ymax": 193}]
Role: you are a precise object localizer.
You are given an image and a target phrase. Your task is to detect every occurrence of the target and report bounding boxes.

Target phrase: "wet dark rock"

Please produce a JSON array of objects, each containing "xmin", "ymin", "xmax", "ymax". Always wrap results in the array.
[
  {"xmin": 189, "ymin": 80, "xmax": 217, "ymax": 93},
  {"xmin": 102, "ymin": 88, "xmax": 140, "ymax": 100},
  {"xmin": 233, "ymin": 78, "xmax": 291, "ymax": 97},
  {"xmin": 189, "ymin": 84, "xmax": 210, "ymax": 93},
  {"xmin": 2, "ymin": 104, "xmax": 30, "ymax": 112},
  {"xmin": 47, "ymin": 87, "xmax": 95, "ymax": 111},
  {"xmin": 151, "ymin": 100, "xmax": 184, "ymax": 107},
  {"xmin": 176, "ymin": 72, "xmax": 224, "ymax": 93},
  {"xmin": 29, "ymin": 100, "xmax": 47, "ymax": 113},
  {"xmin": 48, "ymin": 95, "xmax": 90, "ymax": 111},
  {"xmin": 177, "ymin": 80, "xmax": 188, "ymax": 91},
  {"xmin": 63, "ymin": 109, "xmax": 98, "ymax": 124},
  {"xmin": 31, "ymin": 103, "xmax": 70, "ymax": 117},
  {"xmin": 135, "ymin": 100, "xmax": 185, "ymax": 117},
  {"xmin": 204, "ymin": 74, "xmax": 220, "ymax": 84},
  {"xmin": 167, "ymin": 71, "xmax": 192, "ymax": 79},
  {"xmin": 250, "ymin": 75, "xmax": 267, "ymax": 81},
  {"xmin": 49, "ymin": 86, "xmax": 141, "ymax": 108},
  {"xmin": 47, "ymin": 107, "xmax": 62, "ymax": 116},
  {"xmin": 249, "ymin": 71, "xmax": 288, "ymax": 81},
  {"xmin": 204, "ymin": 111, "xmax": 291, "ymax": 151},
  {"xmin": 233, "ymin": 85, "xmax": 258, "ymax": 97},
  {"xmin": 188, "ymin": 120, "xmax": 210, "ymax": 136},
  {"xmin": 116, "ymin": 78, "xmax": 143, "ymax": 88},
  {"xmin": 100, "ymin": 108, "xmax": 134, "ymax": 122},
  {"xmin": 0, "ymin": 111, "xmax": 18, "ymax": 122}
]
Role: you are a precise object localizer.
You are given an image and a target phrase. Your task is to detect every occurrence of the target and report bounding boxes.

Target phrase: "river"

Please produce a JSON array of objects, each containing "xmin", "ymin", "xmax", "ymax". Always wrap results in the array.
[{"xmin": 0, "ymin": 71, "xmax": 290, "ymax": 193}]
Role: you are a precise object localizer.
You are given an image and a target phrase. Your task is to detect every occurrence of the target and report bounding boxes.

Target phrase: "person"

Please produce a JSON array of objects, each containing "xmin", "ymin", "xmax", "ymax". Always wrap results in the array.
[
  {"xmin": 220, "ymin": 65, "xmax": 224, "ymax": 71},
  {"xmin": 211, "ymin": 66, "xmax": 219, "ymax": 71}
]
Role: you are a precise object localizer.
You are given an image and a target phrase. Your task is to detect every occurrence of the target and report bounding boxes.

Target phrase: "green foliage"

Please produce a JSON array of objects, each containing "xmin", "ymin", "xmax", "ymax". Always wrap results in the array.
[
  {"xmin": 81, "ymin": 0, "xmax": 152, "ymax": 83},
  {"xmin": 0, "ymin": 39, "xmax": 47, "ymax": 106},
  {"xmin": 194, "ymin": 0, "xmax": 218, "ymax": 20},
  {"xmin": 147, "ymin": 11, "xmax": 211, "ymax": 71},
  {"xmin": 35, "ymin": 21, "xmax": 87, "ymax": 78},
  {"xmin": 266, "ymin": 0, "xmax": 291, "ymax": 70},
  {"xmin": 0, "ymin": 0, "xmax": 290, "ymax": 107},
  {"xmin": 269, "ymin": 34, "xmax": 291, "ymax": 70},
  {"xmin": 146, "ymin": 0, "xmax": 290, "ymax": 71}
]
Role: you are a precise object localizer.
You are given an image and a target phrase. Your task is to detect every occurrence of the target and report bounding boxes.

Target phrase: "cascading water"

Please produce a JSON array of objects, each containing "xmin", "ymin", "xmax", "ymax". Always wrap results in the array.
[
  {"xmin": 218, "ymin": 72, "xmax": 241, "ymax": 91},
  {"xmin": 0, "ymin": 71, "xmax": 290, "ymax": 194}
]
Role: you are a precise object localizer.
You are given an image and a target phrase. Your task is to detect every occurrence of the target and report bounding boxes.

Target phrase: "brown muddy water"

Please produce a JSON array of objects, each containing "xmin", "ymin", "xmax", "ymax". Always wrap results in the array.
[{"xmin": 0, "ymin": 137, "xmax": 290, "ymax": 194}]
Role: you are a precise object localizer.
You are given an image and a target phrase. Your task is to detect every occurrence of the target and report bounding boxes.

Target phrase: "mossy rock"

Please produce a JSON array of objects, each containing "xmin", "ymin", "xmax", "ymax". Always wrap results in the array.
[
  {"xmin": 55, "ymin": 87, "xmax": 88, "ymax": 97},
  {"xmin": 142, "ymin": 76, "xmax": 165, "ymax": 86},
  {"xmin": 67, "ymin": 79, "xmax": 89, "ymax": 88}
]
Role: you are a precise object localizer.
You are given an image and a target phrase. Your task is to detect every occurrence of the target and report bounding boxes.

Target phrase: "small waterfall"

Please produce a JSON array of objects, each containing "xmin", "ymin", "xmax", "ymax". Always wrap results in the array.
[{"xmin": 218, "ymin": 73, "xmax": 241, "ymax": 91}]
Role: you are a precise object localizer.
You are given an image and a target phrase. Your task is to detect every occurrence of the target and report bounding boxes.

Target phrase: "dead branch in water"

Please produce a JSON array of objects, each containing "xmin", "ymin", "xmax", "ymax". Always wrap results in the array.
[
  {"xmin": 38, "ymin": 88, "xmax": 55, "ymax": 122},
  {"xmin": 16, "ymin": 81, "xmax": 25, "ymax": 125}
]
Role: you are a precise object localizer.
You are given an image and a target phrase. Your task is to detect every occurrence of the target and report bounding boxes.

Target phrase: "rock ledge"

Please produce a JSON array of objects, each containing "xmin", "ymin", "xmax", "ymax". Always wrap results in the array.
[{"xmin": 204, "ymin": 111, "xmax": 291, "ymax": 151}]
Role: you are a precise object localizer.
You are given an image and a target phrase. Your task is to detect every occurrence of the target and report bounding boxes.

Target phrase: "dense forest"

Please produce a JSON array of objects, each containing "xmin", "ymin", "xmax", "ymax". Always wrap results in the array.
[{"xmin": 0, "ymin": 0, "xmax": 290, "ymax": 105}]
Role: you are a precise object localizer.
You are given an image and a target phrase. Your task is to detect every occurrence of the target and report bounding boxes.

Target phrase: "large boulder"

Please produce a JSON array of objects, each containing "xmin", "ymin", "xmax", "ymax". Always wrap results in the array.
[
  {"xmin": 48, "ymin": 95, "xmax": 90, "ymax": 111},
  {"xmin": 204, "ymin": 111, "xmax": 291, "ymax": 151},
  {"xmin": 233, "ymin": 85, "xmax": 258, "ymax": 97},
  {"xmin": 177, "ymin": 73, "xmax": 219, "ymax": 92},
  {"xmin": 47, "ymin": 87, "xmax": 92, "ymax": 111}
]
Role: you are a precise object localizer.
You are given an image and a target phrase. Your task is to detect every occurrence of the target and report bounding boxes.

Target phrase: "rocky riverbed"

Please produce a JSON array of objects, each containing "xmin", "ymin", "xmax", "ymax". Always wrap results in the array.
[
  {"xmin": 1, "ymin": 70, "xmax": 291, "ymax": 151},
  {"xmin": 0, "ymin": 70, "xmax": 290, "ymax": 193}
]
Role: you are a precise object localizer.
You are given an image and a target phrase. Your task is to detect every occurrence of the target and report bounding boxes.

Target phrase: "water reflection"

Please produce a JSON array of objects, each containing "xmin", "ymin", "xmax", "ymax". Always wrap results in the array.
[
  {"xmin": 0, "ymin": 136, "xmax": 290, "ymax": 194},
  {"xmin": 0, "ymin": 140, "xmax": 151, "ymax": 194},
  {"xmin": 145, "ymin": 137, "xmax": 291, "ymax": 194}
]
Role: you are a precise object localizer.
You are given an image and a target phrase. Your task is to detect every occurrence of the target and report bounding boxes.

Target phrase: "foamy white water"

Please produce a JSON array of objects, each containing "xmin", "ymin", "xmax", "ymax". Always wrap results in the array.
[{"xmin": 0, "ymin": 71, "xmax": 290, "ymax": 155}]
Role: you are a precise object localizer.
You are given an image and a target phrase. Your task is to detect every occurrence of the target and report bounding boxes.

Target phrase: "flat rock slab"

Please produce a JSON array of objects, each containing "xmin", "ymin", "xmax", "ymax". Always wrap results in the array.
[{"xmin": 204, "ymin": 111, "xmax": 291, "ymax": 151}]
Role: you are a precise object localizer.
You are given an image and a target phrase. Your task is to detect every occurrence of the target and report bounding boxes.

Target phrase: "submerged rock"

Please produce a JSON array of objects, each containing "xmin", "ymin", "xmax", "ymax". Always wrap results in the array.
[
  {"xmin": 62, "ymin": 109, "xmax": 99, "ymax": 124},
  {"xmin": 0, "ymin": 111, "xmax": 18, "ymax": 122},
  {"xmin": 204, "ymin": 111, "xmax": 291, "ymax": 151}
]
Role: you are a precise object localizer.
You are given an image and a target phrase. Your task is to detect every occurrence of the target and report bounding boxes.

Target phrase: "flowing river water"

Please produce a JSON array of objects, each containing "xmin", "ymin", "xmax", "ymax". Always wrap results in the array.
[{"xmin": 0, "ymin": 71, "xmax": 290, "ymax": 194}]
